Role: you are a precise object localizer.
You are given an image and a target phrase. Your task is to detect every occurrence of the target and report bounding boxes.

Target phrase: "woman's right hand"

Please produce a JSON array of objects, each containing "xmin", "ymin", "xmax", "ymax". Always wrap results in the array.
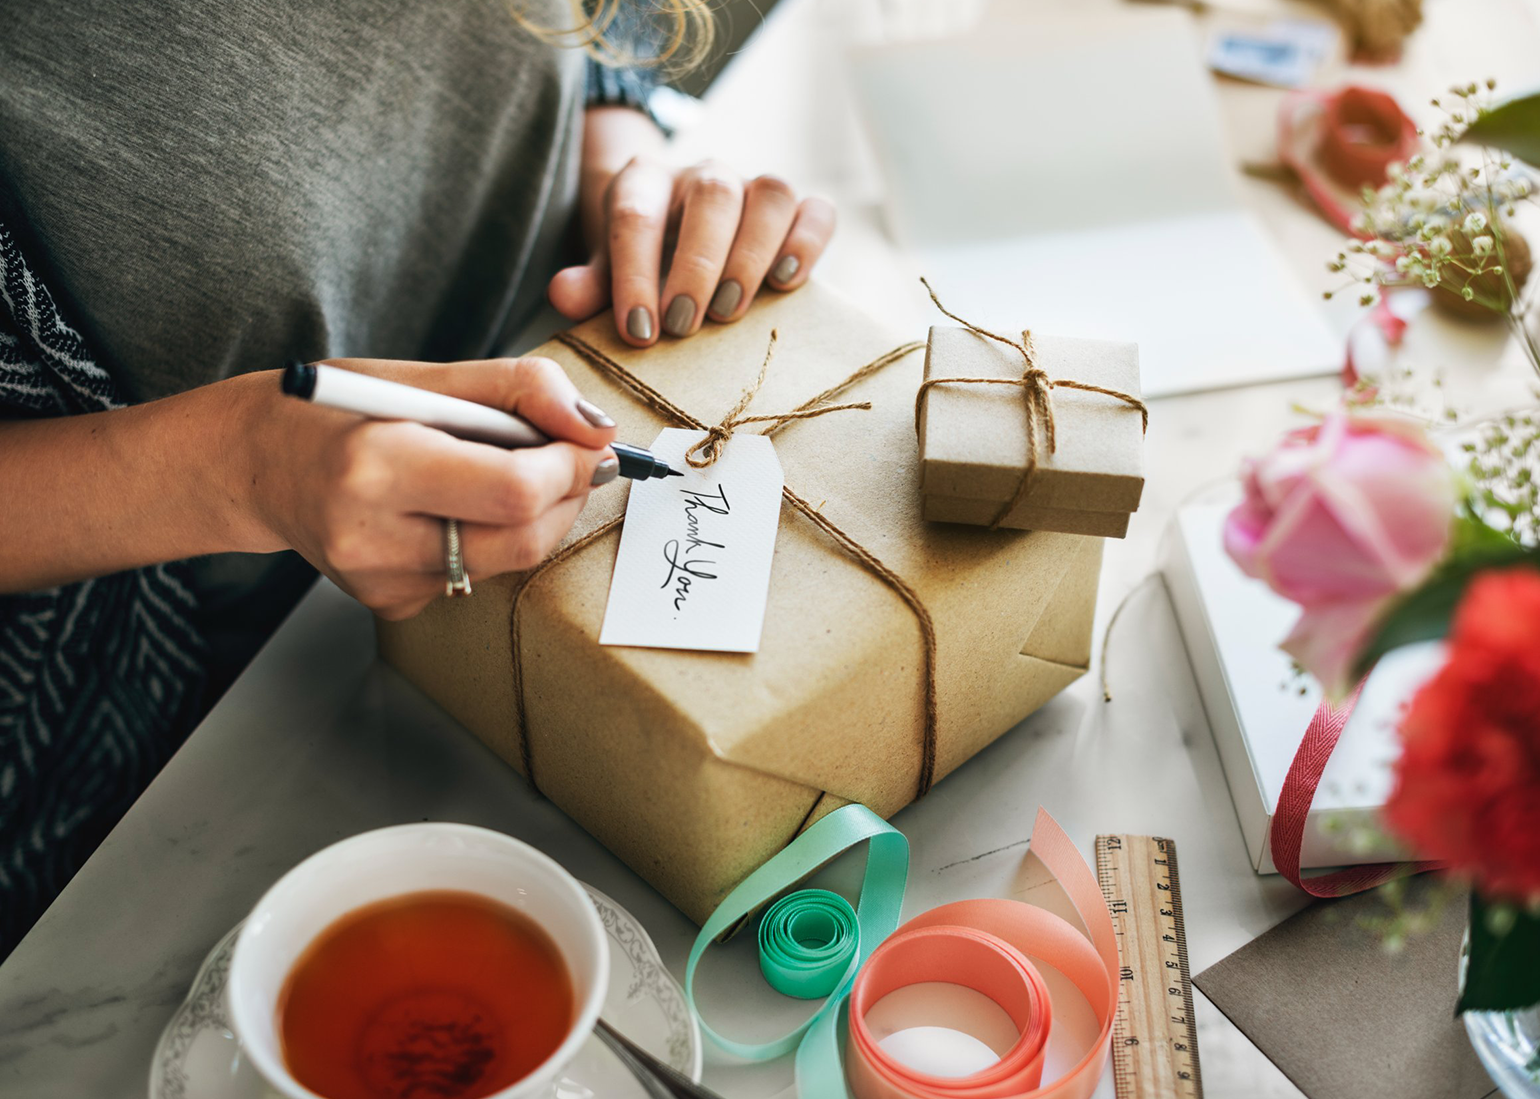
[{"xmin": 238, "ymin": 355, "xmax": 618, "ymax": 621}]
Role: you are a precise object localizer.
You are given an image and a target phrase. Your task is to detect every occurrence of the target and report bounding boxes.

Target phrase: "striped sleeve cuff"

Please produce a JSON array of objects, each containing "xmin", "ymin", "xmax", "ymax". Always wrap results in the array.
[{"xmin": 585, "ymin": 58, "xmax": 671, "ymax": 134}]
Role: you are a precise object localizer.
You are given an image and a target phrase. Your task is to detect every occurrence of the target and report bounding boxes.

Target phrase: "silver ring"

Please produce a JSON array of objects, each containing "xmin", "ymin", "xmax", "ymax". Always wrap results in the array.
[{"xmin": 444, "ymin": 518, "xmax": 472, "ymax": 597}]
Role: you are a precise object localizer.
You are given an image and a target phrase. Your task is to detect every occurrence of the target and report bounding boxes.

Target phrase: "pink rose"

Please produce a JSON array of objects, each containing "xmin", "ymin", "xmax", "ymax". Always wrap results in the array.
[{"xmin": 1224, "ymin": 412, "xmax": 1456, "ymax": 694}]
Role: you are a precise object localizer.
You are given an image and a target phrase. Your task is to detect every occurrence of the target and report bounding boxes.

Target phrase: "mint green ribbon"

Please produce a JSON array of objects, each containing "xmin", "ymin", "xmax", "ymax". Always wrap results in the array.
[
  {"xmin": 684, "ymin": 803, "xmax": 909, "ymax": 1084},
  {"xmin": 757, "ymin": 888, "xmax": 860, "ymax": 999}
]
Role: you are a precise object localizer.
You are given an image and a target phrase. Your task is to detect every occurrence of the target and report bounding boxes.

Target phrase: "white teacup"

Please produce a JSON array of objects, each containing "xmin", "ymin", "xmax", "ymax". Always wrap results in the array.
[{"xmin": 228, "ymin": 822, "xmax": 608, "ymax": 1099}]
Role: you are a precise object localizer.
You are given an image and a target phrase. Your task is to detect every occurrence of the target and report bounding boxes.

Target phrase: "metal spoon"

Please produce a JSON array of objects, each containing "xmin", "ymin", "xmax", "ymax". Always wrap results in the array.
[{"xmin": 593, "ymin": 1016, "xmax": 729, "ymax": 1099}]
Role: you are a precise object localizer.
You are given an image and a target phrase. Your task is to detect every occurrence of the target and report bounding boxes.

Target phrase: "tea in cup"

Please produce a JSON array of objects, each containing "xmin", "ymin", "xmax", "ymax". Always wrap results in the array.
[{"xmin": 228, "ymin": 823, "xmax": 608, "ymax": 1099}]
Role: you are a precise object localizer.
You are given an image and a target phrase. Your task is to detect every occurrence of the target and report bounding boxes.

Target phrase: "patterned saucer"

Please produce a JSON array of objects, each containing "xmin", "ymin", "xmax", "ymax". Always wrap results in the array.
[{"xmin": 149, "ymin": 884, "xmax": 702, "ymax": 1099}]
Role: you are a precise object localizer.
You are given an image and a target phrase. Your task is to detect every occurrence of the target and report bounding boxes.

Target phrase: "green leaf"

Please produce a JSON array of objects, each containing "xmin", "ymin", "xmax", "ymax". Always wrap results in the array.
[
  {"xmin": 1460, "ymin": 91, "xmax": 1540, "ymax": 169},
  {"xmin": 1460, "ymin": 892, "xmax": 1540, "ymax": 1013},
  {"xmin": 1350, "ymin": 519, "xmax": 1537, "ymax": 681}
]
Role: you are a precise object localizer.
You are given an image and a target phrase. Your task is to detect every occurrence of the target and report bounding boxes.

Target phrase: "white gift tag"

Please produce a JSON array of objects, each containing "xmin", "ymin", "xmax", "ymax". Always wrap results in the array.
[{"xmin": 599, "ymin": 428, "xmax": 785, "ymax": 653}]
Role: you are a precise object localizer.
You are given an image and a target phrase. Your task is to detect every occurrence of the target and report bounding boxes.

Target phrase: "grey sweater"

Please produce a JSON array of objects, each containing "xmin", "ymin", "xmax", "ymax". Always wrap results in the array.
[
  {"xmin": 0, "ymin": 0, "xmax": 598, "ymax": 401},
  {"xmin": 0, "ymin": 0, "xmax": 663, "ymax": 956}
]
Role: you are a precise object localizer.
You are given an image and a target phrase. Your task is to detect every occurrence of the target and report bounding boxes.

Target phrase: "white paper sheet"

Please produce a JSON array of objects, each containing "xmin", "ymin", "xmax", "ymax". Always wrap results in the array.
[
  {"xmin": 848, "ymin": 8, "xmax": 1340, "ymax": 396},
  {"xmin": 599, "ymin": 429, "xmax": 785, "ymax": 653}
]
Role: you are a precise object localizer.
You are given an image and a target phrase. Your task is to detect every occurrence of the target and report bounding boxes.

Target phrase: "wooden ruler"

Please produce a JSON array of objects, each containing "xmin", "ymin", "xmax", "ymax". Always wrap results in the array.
[{"xmin": 1095, "ymin": 834, "xmax": 1204, "ymax": 1099}]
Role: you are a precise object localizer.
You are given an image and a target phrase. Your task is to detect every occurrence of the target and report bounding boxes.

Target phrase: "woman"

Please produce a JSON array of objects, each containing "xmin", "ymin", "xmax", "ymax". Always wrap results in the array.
[{"xmin": 0, "ymin": 0, "xmax": 833, "ymax": 954}]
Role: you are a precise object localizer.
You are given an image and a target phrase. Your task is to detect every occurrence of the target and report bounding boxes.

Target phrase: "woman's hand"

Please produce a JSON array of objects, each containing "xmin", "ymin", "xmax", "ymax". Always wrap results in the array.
[
  {"xmin": 548, "ymin": 107, "xmax": 836, "ymax": 346},
  {"xmin": 242, "ymin": 356, "xmax": 617, "ymax": 620}
]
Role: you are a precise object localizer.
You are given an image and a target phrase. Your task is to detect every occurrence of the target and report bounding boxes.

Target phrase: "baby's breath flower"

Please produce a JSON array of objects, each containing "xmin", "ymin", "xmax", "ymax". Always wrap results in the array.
[
  {"xmin": 1464, "ymin": 211, "xmax": 1488, "ymax": 233},
  {"xmin": 1473, "ymin": 235, "xmax": 1495, "ymax": 256}
]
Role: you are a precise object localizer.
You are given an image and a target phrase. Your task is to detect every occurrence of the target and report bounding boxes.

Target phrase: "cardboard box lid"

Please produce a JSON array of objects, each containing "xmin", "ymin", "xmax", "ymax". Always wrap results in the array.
[
  {"xmin": 420, "ymin": 284, "xmax": 1102, "ymax": 813},
  {"xmin": 919, "ymin": 325, "xmax": 1145, "ymax": 512}
]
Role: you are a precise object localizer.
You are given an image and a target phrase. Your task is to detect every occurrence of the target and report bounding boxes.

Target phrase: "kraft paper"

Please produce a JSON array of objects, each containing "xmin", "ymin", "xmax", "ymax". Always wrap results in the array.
[{"xmin": 918, "ymin": 325, "xmax": 1144, "ymax": 533}]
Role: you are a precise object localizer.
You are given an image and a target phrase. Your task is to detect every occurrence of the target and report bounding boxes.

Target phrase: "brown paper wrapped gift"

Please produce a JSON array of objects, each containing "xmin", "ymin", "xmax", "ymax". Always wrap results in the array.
[
  {"xmin": 377, "ymin": 283, "xmax": 1103, "ymax": 924},
  {"xmin": 918, "ymin": 325, "xmax": 1145, "ymax": 537}
]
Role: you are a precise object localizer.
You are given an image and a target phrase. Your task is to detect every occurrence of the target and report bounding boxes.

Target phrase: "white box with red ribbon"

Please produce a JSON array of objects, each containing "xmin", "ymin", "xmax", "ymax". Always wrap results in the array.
[{"xmin": 1163, "ymin": 501, "xmax": 1446, "ymax": 874}]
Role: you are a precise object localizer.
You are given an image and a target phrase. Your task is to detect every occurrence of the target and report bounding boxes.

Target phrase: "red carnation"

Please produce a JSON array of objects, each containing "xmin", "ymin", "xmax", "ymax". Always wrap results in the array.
[{"xmin": 1383, "ymin": 568, "xmax": 1540, "ymax": 902}]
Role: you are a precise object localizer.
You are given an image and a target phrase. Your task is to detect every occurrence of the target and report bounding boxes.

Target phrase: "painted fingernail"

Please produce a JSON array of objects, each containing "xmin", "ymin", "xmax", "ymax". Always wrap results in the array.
[
  {"xmin": 575, "ymin": 398, "xmax": 615, "ymax": 428},
  {"xmin": 771, "ymin": 255, "xmax": 800, "ymax": 285},
  {"xmin": 626, "ymin": 306, "xmax": 653, "ymax": 341},
  {"xmin": 591, "ymin": 457, "xmax": 620, "ymax": 486},
  {"xmin": 663, "ymin": 295, "xmax": 696, "ymax": 337},
  {"xmin": 710, "ymin": 279, "xmax": 743, "ymax": 318}
]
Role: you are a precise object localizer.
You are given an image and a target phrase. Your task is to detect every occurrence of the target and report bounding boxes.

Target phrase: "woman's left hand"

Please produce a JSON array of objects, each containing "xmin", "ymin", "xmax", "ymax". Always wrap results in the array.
[{"xmin": 549, "ymin": 110, "xmax": 835, "ymax": 346}]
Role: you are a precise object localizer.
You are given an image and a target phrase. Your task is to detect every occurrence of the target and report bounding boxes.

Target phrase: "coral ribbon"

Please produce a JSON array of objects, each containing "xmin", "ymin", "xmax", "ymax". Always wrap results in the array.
[
  {"xmin": 1268, "ymin": 683, "xmax": 1447, "ymax": 896},
  {"xmin": 687, "ymin": 807, "xmax": 1119, "ymax": 1099},
  {"xmin": 835, "ymin": 812, "xmax": 1118, "ymax": 1099}
]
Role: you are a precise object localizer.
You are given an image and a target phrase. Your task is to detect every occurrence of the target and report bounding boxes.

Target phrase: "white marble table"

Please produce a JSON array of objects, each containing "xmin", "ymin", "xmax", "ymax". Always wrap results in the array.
[{"xmin": 2, "ymin": 1, "xmax": 1536, "ymax": 1097}]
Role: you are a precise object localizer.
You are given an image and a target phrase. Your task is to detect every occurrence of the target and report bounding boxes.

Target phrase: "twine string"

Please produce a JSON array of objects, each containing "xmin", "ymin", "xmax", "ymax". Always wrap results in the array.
[
  {"xmin": 916, "ymin": 278, "xmax": 1148, "ymax": 528},
  {"xmin": 521, "ymin": 330, "xmax": 936, "ymax": 797},
  {"xmin": 683, "ymin": 330, "xmax": 875, "ymax": 468}
]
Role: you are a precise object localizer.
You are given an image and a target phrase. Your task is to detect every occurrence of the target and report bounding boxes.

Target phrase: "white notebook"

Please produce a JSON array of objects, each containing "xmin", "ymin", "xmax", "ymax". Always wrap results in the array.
[{"xmin": 848, "ymin": 8, "xmax": 1340, "ymax": 397}]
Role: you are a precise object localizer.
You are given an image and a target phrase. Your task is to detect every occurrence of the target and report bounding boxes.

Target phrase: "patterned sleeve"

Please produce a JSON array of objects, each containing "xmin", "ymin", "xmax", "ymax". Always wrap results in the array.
[
  {"xmin": 581, "ymin": 4, "xmax": 673, "ymax": 134},
  {"xmin": 0, "ymin": 218, "xmax": 205, "ymax": 957},
  {"xmin": 584, "ymin": 56, "xmax": 662, "ymax": 119}
]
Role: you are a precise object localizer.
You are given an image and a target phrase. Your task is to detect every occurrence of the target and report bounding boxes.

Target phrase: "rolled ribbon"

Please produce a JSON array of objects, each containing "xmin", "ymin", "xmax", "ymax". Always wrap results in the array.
[
  {"xmin": 1319, "ymin": 86, "xmax": 1420, "ymax": 191},
  {"xmin": 845, "ymin": 923, "xmax": 1054, "ymax": 1098},
  {"xmin": 689, "ymin": 807, "xmax": 1119, "ymax": 1099},
  {"xmin": 759, "ymin": 889, "xmax": 862, "ymax": 1000},
  {"xmin": 685, "ymin": 803, "xmax": 910, "ymax": 1062},
  {"xmin": 1277, "ymin": 85, "xmax": 1420, "ymax": 235}
]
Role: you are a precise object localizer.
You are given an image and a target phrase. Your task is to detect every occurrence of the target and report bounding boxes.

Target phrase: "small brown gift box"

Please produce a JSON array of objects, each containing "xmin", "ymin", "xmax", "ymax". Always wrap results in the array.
[
  {"xmin": 377, "ymin": 284, "xmax": 1103, "ymax": 925},
  {"xmin": 918, "ymin": 326, "xmax": 1145, "ymax": 537}
]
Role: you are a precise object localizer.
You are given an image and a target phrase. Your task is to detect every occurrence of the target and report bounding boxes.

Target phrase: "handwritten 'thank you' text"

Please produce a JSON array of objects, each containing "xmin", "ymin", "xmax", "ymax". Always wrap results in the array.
[{"xmin": 661, "ymin": 484, "xmax": 730, "ymax": 612}]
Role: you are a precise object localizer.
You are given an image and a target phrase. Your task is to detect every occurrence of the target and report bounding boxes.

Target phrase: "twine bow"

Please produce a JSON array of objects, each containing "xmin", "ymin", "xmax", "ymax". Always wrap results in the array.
[
  {"xmin": 684, "ymin": 330, "xmax": 873, "ymax": 468},
  {"xmin": 915, "ymin": 278, "xmax": 1149, "ymax": 529}
]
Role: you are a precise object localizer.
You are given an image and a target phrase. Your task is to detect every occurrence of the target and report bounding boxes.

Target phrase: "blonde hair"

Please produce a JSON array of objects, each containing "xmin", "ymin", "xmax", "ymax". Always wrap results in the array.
[{"xmin": 511, "ymin": 0, "xmax": 718, "ymax": 75}]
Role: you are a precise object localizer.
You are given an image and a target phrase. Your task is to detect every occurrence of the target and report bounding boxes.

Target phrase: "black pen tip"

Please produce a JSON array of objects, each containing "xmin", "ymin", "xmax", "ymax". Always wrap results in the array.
[
  {"xmin": 281, "ymin": 360, "xmax": 316, "ymax": 399},
  {"xmin": 666, "ymin": 467, "xmax": 685, "ymax": 478}
]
